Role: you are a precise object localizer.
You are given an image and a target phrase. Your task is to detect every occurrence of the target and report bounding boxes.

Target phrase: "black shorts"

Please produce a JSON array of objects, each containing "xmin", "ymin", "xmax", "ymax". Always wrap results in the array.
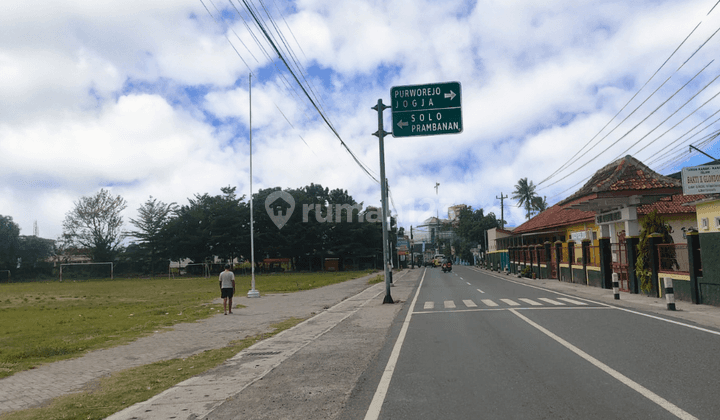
[{"xmin": 221, "ymin": 288, "xmax": 234, "ymax": 299}]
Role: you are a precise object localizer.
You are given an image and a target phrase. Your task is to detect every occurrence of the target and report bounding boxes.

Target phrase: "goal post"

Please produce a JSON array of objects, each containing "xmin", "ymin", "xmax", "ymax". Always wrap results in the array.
[
  {"xmin": 59, "ymin": 262, "xmax": 114, "ymax": 281},
  {"xmin": 183, "ymin": 263, "xmax": 210, "ymax": 278}
]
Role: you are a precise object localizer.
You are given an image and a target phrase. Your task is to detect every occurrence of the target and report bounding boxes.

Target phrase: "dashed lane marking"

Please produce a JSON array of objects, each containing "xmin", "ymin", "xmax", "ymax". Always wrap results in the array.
[{"xmin": 477, "ymin": 289, "xmax": 485, "ymax": 294}]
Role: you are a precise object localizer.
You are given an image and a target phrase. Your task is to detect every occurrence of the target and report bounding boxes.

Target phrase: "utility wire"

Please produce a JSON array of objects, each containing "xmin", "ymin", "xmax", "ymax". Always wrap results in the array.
[
  {"xmin": 238, "ymin": 0, "xmax": 379, "ymax": 183},
  {"xmin": 537, "ymin": 21, "xmax": 703, "ymax": 187},
  {"xmin": 541, "ymin": 20, "xmax": 720, "ymax": 189},
  {"xmin": 612, "ymin": 73, "xmax": 720, "ymax": 159},
  {"xmin": 645, "ymin": 109, "xmax": 720, "ymax": 165},
  {"xmin": 200, "ymin": 0, "xmax": 317, "ymax": 156},
  {"xmin": 541, "ymin": 61, "xmax": 715, "ymax": 190}
]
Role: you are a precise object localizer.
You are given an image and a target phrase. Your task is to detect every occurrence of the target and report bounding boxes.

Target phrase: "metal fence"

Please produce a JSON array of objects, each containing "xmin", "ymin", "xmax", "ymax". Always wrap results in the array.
[{"xmin": 657, "ymin": 243, "xmax": 690, "ymax": 274}]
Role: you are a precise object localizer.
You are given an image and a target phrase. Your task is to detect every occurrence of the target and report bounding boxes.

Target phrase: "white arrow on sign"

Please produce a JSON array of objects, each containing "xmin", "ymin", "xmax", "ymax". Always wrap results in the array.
[
  {"xmin": 444, "ymin": 90, "xmax": 456, "ymax": 100},
  {"xmin": 397, "ymin": 120, "xmax": 408, "ymax": 129}
]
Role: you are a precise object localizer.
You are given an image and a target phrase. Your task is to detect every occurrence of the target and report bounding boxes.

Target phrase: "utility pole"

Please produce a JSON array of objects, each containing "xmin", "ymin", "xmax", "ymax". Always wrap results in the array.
[
  {"xmin": 372, "ymin": 99, "xmax": 393, "ymax": 304},
  {"xmin": 435, "ymin": 182, "xmax": 440, "ymax": 254},
  {"xmin": 496, "ymin": 192, "xmax": 508, "ymax": 230}
]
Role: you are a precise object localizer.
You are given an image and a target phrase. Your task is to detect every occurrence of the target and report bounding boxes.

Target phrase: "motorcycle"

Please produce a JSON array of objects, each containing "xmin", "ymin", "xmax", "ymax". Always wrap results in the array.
[{"xmin": 442, "ymin": 262, "xmax": 453, "ymax": 273}]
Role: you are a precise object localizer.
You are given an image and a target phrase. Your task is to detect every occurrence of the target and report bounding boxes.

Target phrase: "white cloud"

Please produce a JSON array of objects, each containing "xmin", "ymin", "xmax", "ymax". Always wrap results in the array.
[{"xmin": 1, "ymin": 0, "xmax": 719, "ymax": 244}]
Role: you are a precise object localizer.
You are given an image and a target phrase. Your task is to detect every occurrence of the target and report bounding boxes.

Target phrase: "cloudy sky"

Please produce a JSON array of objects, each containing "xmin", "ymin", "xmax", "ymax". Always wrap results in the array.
[{"xmin": 2, "ymin": 0, "xmax": 720, "ymax": 242}]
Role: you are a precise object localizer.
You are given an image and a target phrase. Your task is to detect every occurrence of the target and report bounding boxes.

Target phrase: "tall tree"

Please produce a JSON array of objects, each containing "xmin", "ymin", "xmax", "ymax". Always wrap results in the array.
[
  {"xmin": 129, "ymin": 196, "xmax": 177, "ymax": 275},
  {"xmin": 161, "ymin": 187, "xmax": 248, "ymax": 265},
  {"xmin": 62, "ymin": 189, "xmax": 127, "ymax": 262},
  {"xmin": 0, "ymin": 215, "xmax": 20, "ymax": 271},
  {"xmin": 455, "ymin": 206, "xmax": 500, "ymax": 256},
  {"xmin": 532, "ymin": 195, "xmax": 548, "ymax": 214},
  {"xmin": 512, "ymin": 178, "xmax": 538, "ymax": 220}
]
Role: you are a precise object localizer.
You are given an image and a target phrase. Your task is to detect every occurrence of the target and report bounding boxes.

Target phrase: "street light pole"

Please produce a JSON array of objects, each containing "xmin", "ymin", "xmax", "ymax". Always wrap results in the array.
[{"xmin": 248, "ymin": 73, "xmax": 260, "ymax": 298}]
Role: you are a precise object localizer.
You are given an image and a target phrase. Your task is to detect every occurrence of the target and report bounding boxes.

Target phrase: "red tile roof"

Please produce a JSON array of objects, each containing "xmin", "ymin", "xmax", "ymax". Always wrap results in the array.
[
  {"xmin": 560, "ymin": 155, "xmax": 681, "ymax": 205},
  {"xmin": 512, "ymin": 198, "xmax": 594, "ymax": 234},
  {"xmin": 638, "ymin": 193, "xmax": 703, "ymax": 215}
]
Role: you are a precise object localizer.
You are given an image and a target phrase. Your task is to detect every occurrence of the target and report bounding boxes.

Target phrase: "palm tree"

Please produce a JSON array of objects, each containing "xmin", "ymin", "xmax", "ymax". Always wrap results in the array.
[
  {"xmin": 531, "ymin": 195, "xmax": 548, "ymax": 215},
  {"xmin": 512, "ymin": 178, "xmax": 538, "ymax": 220}
]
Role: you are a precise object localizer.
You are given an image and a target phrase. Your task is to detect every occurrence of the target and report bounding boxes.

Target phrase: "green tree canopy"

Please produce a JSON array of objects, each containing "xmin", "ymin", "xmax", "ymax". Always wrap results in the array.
[
  {"xmin": 129, "ymin": 196, "xmax": 177, "ymax": 274},
  {"xmin": 0, "ymin": 215, "xmax": 20, "ymax": 270}
]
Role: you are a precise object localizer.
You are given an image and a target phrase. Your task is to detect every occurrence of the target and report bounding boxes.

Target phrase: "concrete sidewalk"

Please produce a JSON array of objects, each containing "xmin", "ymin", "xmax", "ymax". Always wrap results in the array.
[
  {"xmin": 108, "ymin": 269, "xmax": 419, "ymax": 420},
  {"xmin": 476, "ymin": 266, "xmax": 720, "ymax": 332},
  {"xmin": 0, "ymin": 271, "xmax": 411, "ymax": 416}
]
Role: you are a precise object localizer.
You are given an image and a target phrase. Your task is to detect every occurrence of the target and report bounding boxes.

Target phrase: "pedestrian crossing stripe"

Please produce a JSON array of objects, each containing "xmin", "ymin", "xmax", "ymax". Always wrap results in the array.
[
  {"xmin": 556, "ymin": 297, "xmax": 588, "ymax": 305},
  {"xmin": 418, "ymin": 297, "xmax": 596, "ymax": 310},
  {"xmin": 537, "ymin": 298, "xmax": 565, "ymax": 306},
  {"xmin": 518, "ymin": 298, "xmax": 542, "ymax": 306}
]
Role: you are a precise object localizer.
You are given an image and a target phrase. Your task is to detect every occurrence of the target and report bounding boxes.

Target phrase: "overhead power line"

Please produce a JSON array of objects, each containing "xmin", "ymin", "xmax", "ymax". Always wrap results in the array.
[
  {"xmin": 540, "ymin": 15, "xmax": 720, "ymax": 193},
  {"xmin": 537, "ymin": 21, "xmax": 703, "ymax": 187},
  {"xmin": 235, "ymin": 0, "xmax": 380, "ymax": 183}
]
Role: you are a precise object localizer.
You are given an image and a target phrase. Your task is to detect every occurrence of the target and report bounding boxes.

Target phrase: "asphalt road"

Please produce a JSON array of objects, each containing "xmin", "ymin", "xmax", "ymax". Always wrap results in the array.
[{"xmin": 343, "ymin": 266, "xmax": 720, "ymax": 420}]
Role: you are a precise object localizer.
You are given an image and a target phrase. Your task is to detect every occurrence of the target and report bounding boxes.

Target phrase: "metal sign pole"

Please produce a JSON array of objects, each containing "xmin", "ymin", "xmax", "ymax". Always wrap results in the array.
[{"xmin": 372, "ymin": 99, "xmax": 393, "ymax": 304}]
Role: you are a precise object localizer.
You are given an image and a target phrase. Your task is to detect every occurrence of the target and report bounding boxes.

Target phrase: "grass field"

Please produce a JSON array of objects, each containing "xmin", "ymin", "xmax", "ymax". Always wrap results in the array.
[
  {"xmin": 0, "ymin": 270, "xmax": 376, "ymax": 379},
  {"xmin": 0, "ymin": 317, "xmax": 305, "ymax": 420}
]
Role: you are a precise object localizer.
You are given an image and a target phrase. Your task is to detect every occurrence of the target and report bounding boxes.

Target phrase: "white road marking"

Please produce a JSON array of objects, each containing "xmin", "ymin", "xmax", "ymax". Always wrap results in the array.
[
  {"xmin": 518, "ymin": 298, "xmax": 542, "ymax": 306},
  {"xmin": 496, "ymin": 274, "xmax": 720, "ymax": 336},
  {"xmin": 466, "ymin": 282, "xmax": 471, "ymax": 285},
  {"xmin": 557, "ymin": 297, "xmax": 588, "ymax": 305},
  {"xmin": 423, "ymin": 301, "xmax": 434, "ymax": 310},
  {"xmin": 444, "ymin": 300, "xmax": 456, "ymax": 309},
  {"xmin": 365, "ymin": 270, "xmax": 427, "ymax": 420},
  {"xmin": 463, "ymin": 299, "xmax": 477, "ymax": 308},
  {"xmin": 477, "ymin": 289, "xmax": 485, "ymax": 294},
  {"xmin": 615, "ymin": 308, "xmax": 720, "ymax": 337},
  {"xmin": 481, "ymin": 299, "xmax": 499, "ymax": 307},
  {"xmin": 538, "ymin": 298, "xmax": 565, "ymax": 306},
  {"xmin": 509, "ymin": 309, "xmax": 698, "ymax": 420},
  {"xmin": 500, "ymin": 299, "xmax": 520, "ymax": 306}
]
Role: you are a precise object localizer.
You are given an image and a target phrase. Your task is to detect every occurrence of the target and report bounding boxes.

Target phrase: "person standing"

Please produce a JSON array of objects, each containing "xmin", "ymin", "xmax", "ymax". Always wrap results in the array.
[{"xmin": 219, "ymin": 264, "xmax": 236, "ymax": 315}]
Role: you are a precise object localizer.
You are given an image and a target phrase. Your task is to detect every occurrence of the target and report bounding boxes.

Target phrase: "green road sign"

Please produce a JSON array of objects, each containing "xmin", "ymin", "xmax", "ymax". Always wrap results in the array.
[{"xmin": 390, "ymin": 82, "xmax": 462, "ymax": 138}]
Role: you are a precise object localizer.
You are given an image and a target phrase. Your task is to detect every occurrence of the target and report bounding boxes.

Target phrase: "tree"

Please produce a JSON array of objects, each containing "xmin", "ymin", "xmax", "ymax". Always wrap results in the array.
[
  {"xmin": 454, "ymin": 206, "xmax": 500, "ymax": 257},
  {"xmin": 635, "ymin": 210, "xmax": 673, "ymax": 293},
  {"xmin": 17, "ymin": 235, "xmax": 54, "ymax": 271},
  {"xmin": 129, "ymin": 196, "xmax": 177, "ymax": 275},
  {"xmin": 532, "ymin": 195, "xmax": 548, "ymax": 215},
  {"xmin": 62, "ymin": 189, "xmax": 128, "ymax": 262},
  {"xmin": 161, "ymin": 187, "xmax": 248, "ymax": 265},
  {"xmin": 512, "ymin": 178, "xmax": 538, "ymax": 220},
  {"xmin": 0, "ymin": 215, "xmax": 20, "ymax": 271}
]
